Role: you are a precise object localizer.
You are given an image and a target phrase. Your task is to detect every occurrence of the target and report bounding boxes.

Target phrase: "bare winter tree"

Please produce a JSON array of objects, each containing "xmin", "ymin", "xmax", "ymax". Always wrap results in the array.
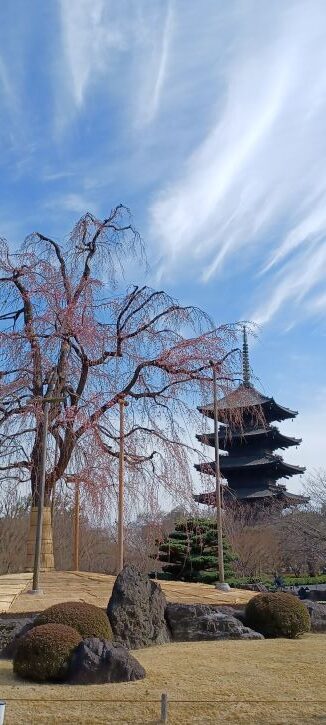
[
  {"xmin": 0, "ymin": 205, "xmax": 242, "ymax": 564},
  {"xmin": 0, "ymin": 485, "xmax": 30, "ymax": 573},
  {"xmin": 223, "ymin": 504, "xmax": 283, "ymax": 578},
  {"xmin": 278, "ymin": 470, "xmax": 326, "ymax": 575},
  {"xmin": 304, "ymin": 468, "xmax": 326, "ymax": 509}
]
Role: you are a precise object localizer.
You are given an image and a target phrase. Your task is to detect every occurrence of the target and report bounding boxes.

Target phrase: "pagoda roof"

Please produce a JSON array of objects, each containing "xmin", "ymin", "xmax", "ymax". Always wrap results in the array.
[
  {"xmin": 198, "ymin": 384, "xmax": 298, "ymax": 422},
  {"xmin": 197, "ymin": 427, "xmax": 302, "ymax": 450},
  {"xmin": 194, "ymin": 487, "xmax": 309, "ymax": 506},
  {"xmin": 195, "ymin": 454, "xmax": 305, "ymax": 479}
]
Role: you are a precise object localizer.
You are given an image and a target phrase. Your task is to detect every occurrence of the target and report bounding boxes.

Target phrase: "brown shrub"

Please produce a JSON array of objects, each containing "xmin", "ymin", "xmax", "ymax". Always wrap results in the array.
[
  {"xmin": 35, "ymin": 601, "xmax": 112, "ymax": 639},
  {"xmin": 13, "ymin": 623, "xmax": 81, "ymax": 681},
  {"xmin": 245, "ymin": 592, "xmax": 311, "ymax": 639}
]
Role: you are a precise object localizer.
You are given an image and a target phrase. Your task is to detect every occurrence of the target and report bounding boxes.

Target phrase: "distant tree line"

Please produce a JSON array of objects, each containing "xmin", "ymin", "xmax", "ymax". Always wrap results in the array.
[{"xmin": 1, "ymin": 470, "xmax": 325, "ymax": 579}]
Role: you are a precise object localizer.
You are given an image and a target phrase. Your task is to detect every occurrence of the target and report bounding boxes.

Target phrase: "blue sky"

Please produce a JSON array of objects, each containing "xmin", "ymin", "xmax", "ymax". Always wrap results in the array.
[{"xmin": 1, "ymin": 0, "xmax": 325, "ymax": 487}]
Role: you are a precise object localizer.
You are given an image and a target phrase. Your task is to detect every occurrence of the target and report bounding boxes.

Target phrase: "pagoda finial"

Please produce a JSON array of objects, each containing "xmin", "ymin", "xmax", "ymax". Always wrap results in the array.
[{"xmin": 243, "ymin": 325, "xmax": 250, "ymax": 387}]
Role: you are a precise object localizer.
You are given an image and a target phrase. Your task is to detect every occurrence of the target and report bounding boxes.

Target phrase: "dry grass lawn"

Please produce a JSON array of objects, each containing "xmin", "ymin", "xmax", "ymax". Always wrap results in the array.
[
  {"xmin": 2, "ymin": 572, "xmax": 325, "ymax": 723},
  {"xmin": 1, "ymin": 634, "xmax": 325, "ymax": 724}
]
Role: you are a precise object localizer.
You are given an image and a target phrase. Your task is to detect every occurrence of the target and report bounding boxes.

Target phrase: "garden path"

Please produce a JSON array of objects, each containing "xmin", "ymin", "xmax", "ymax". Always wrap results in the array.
[{"xmin": 0, "ymin": 573, "xmax": 32, "ymax": 613}]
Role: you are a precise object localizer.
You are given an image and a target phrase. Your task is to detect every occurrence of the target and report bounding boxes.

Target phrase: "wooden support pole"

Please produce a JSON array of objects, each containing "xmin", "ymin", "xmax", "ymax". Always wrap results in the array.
[
  {"xmin": 160, "ymin": 692, "xmax": 168, "ymax": 723},
  {"xmin": 210, "ymin": 361, "xmax": 230, "ymax": 592},
  {"xmin": 73, "ymin": 482, "xmax": 80, "ymax": 571},
  {"xmin": 117, "ymin": 397, "xmax": 128, "ymax": 574}
]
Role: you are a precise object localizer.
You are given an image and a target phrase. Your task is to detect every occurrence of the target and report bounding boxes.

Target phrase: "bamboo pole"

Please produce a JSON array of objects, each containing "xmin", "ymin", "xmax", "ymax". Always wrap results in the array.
[
  {"xmin": 73, "ymin": 482, "xmax": 80, "ymax": 571},
  {"xmin": 117, "ymin": 397, "xmax": 128, "ymax": 574}
]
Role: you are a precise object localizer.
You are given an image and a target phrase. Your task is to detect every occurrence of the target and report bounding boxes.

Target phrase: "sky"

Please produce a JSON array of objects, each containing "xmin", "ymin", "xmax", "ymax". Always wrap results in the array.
[{"xmin": 0, "ymin": 0, "xmax": 325, "ymax": 491}]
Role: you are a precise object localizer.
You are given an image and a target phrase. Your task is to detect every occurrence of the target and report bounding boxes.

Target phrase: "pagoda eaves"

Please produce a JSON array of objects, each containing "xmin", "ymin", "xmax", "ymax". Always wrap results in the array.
[
  {"xmin": 195, "ymin": 455, "xmax": 305, "ymax": 479},
  {"xmin": 194, "ymin": 486, "xmax": 309, "ymax": 508},
  {"xmin": 197, "ymin": 426, "xmax": 302, "ymax": 451}
]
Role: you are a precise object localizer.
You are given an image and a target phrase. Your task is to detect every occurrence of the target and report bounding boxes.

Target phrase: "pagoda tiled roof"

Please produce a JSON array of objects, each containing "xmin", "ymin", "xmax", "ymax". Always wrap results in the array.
[{"xmin": 198, "ymin": 384, "xmax": 298, "ymax": 422}]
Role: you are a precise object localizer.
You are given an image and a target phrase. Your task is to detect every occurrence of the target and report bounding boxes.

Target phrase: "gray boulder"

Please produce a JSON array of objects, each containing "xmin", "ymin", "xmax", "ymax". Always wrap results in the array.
[
  {"xmin": 0, "ymin": 617, "xmax": 35, "ymax": 659},
  {"xmin": 165, "ymin": 603, "xmax": 263, "ymax": 641},
  {"xmin": 68, "ymin": 638, "xmax": 146, "ymax": 684},
  {"xmin": 215, "ymin": 605, "xmax": 246, "ymax": 623},
  {"xmin": 304, "ymin": 601, "xmax": 326, "ymax": 632},
  {"xmin": 246, "ymin": 583, "xmax": 269, "ymax": 592},
  {"xmin": 107, "ymin": 566, "xmax": 170, "ymax": 649}
]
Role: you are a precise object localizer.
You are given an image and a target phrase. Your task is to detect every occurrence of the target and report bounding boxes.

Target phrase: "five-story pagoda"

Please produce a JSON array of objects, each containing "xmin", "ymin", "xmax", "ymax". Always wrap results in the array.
[{"xmin": 194, "ymin": 328, "xmax": 308, "ymax": 509}]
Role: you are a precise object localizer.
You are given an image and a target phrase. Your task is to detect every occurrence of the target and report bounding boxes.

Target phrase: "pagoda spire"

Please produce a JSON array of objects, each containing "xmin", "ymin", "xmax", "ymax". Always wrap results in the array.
[{"xmin": 242, "ymin": 325, "xmax": 250, "ymax": 387}]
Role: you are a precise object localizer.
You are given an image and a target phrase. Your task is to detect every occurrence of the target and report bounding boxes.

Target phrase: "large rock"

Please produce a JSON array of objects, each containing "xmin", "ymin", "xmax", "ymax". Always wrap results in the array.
[
  {"xmin": 68, "ymin": 638, "xmax": 146, "ymax": 684},
  {"xmin": 107, "ymin": 566, "xmax": 170, "ymax": 649},
  {"xmin": 165, "ymin": 603, "xmax": 263, "ymax": 641},
  {"xmin": 304, "ymin": 601, "xmax": 326, "ymax": 632},
  {"xmin": 0, "ymin": 617, "xmax": 35, "ymax": 659}
]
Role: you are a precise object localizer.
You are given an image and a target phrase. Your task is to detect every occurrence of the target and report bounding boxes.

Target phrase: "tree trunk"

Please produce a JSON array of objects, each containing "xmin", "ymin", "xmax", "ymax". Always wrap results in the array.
[{"xmin": 26, "ymin": 506, "xmax": 55, "ymax": 571}]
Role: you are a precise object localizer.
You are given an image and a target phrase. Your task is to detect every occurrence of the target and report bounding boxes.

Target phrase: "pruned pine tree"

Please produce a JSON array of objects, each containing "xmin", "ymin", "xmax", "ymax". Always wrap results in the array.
[{"xmin": 157, "ymin": 517, "xmax": 236, "ymax": 583}]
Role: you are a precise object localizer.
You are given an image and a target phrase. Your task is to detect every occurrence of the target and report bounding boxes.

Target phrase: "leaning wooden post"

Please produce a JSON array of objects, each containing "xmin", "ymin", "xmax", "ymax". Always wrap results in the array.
[
  {"xmin": 117, "ymin": 396, "xmax": 128, "ymax": 574},
  {"xmin": 73, "ymin": 482, "xmax": 80, "ymax": 571},
  {"xmin": 161, "ymin": 692, "xmax": 168, "ymax": 723}
]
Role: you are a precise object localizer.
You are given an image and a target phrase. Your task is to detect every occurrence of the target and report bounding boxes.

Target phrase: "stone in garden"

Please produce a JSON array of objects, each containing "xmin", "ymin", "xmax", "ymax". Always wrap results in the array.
[
  {"xmin": 304, "ymin": 601, "xmax": 326, "ymax": 632},
  {"xmin": 0, "ymin": 617, "xmax": 35, "ymax": 659},
  {"xmin": 107, "ymin": 565, "xmax": 170, "ymax": 649},
  {"xmin": 246, "ymin": 583, "xmax": 269, "ymax": 592},
  {"xmin": 215, "ymin": 605, "xmax": 246, "ymax": 623},
  {"xmin": 165, "ymin": 603, "xmax": 263, "ymax": 641},
  {"xmin": 68, "ymin": 637, "xmax": 146, "ymax": 684}
]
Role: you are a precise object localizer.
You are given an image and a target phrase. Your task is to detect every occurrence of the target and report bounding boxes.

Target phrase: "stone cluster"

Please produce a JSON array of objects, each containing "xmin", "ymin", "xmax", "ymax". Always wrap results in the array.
[{"xmin": 1, "ymin": 565, "xmax": 325, "ymax": 686}]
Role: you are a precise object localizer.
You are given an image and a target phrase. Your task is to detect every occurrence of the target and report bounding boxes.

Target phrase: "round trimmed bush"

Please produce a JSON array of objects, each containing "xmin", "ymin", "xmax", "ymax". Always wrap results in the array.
[
  {"xmin": 34, "ymin": 601, "xmax": 112, "ymax": 639},
  {"xmin": 245, "ymin": 592, "xmax": 310, "ymax": 639},
  {"xmin": 13, "ymin": 623, "xmax": 81, "ymax": 681}
]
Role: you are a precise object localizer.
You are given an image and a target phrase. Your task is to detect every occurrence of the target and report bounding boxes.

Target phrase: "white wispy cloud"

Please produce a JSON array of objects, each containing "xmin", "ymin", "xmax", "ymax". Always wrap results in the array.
[
  {"xmin": 149, "ymin": 1, "xmax": 326, "ymax": 325},
  {"xmin": 135, "ymin": 3, "xmax": 174, "ymax": 127},
  {"xmin": 59, "ymin": 0, "xmax": 124, "ymax": 109},
  {"xmin": 253, "ymin": 240, "xmax": 326, "ymax": 325},
  {"xmin": 58, "ymin": 0, "xmax": 173, "ymax": 129}
]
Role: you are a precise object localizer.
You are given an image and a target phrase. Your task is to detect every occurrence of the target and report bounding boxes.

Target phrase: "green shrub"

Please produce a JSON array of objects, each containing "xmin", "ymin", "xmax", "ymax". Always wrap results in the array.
[
  {"xmin": 35, "ymin": 601, "xmax": 112, "ymax": 639},
  {"xmin": 283, "ymin": 575, "xmax": 326, "ymax": 586},
  {"xmin": 245, "ymin": 592, "xmax": 311, "ymax": 639},
  {"xmin": 13, "ymin": 623, "xmax": 81, "ymax": 681}
]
